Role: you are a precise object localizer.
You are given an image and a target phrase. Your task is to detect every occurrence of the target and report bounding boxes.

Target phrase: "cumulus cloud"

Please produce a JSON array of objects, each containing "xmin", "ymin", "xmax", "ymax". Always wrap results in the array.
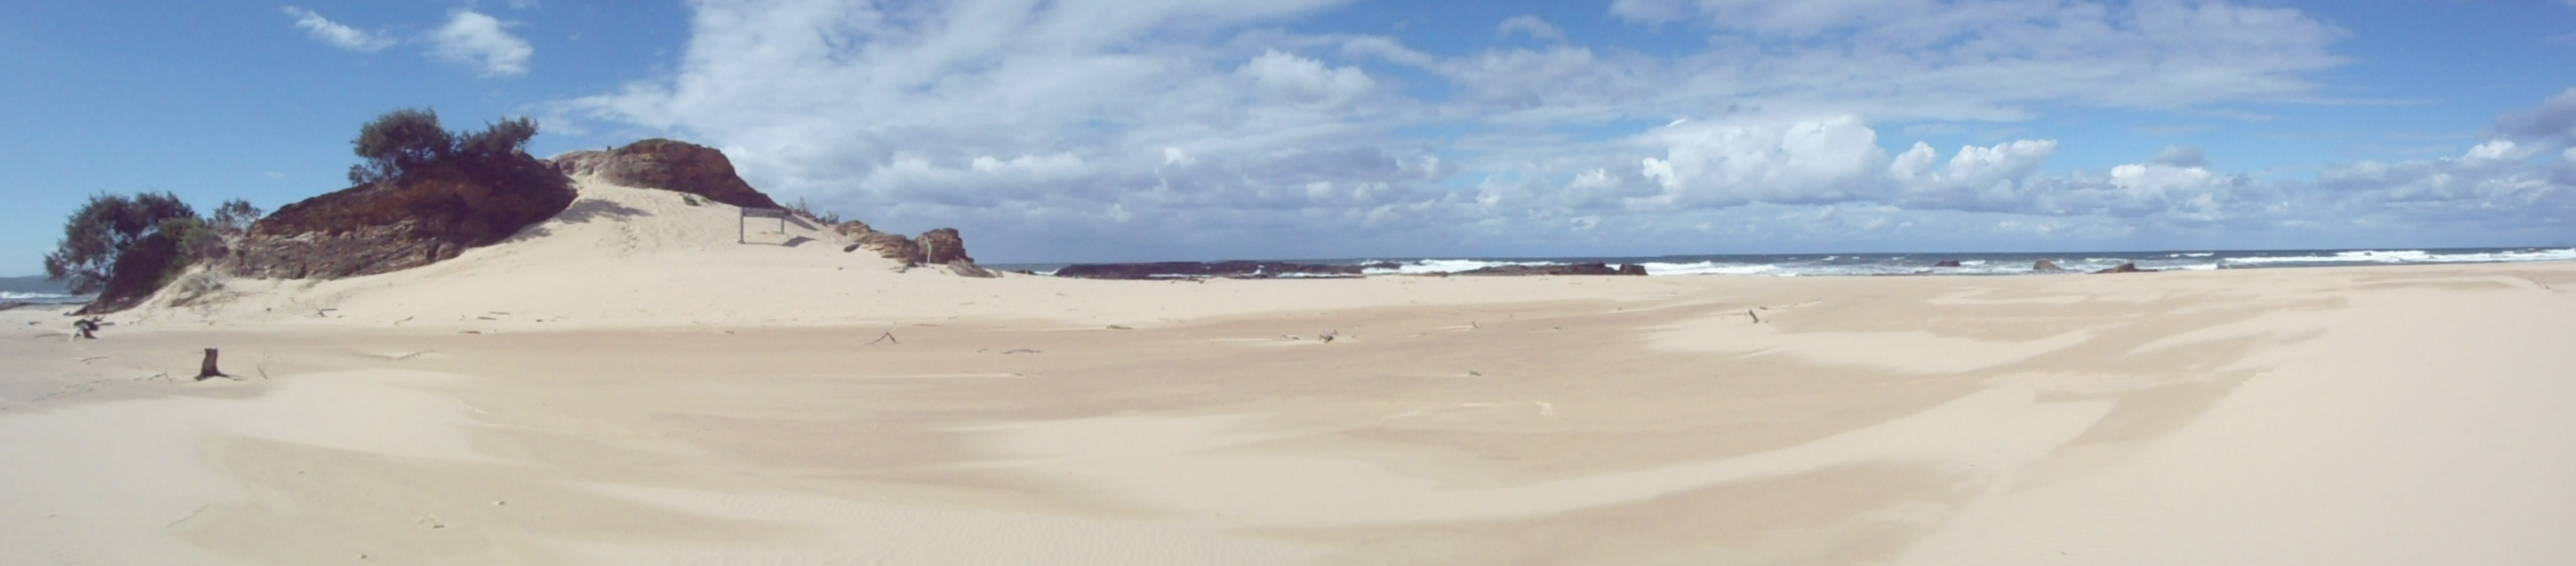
[
  {"xmin": 428, "ymin": 10, "xmax": 532, "ymax": 77},
  {"xmin": 1497, "ymin": 15, "xmax": 1567, "ymax": 42},
  {"xmin": 282, "ymin": 6, "xmax": 393, "ymax": 52},
  {"xmin": 1238, "ymin": 50, "xmax": 1374, "ymax": 106},
  {"xmin": 1632, "ymin": 116, "xmax": 1890, "ymax": 209},
  {"xmin": 1888, "ymin": 139, "xmax": 2057, "ymax": 211}
]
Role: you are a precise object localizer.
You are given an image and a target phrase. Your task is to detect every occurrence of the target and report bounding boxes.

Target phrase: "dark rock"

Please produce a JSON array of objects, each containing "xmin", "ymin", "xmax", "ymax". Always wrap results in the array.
[
  {"xmin": 231, "ymin": 163, "xmax": 574, "ymax": 280},
  {"xmin": 918, "ymin": 228, "xmax": 971, "ymax": 265},
  {"xmin": 2033, "ymin": 259, "xmax": 2063, "ymax": 271},
  {"xmin": 1054, "ymin": 261, "xmax": 1367, "ymax": 280},
  {"xmin": 2091, "ymin": 262, "xmax": 2152, "ymax": 274},
  {"xmin": 1933, "ymin": 259, "xmax": 1963, "ymax": 268},
  {"xmin": 1458, "ymin": 262, "xmax": 1646, "ymax": 276},
  {"xmin": 947, "ymin": 260, "xmax": 1000, "ymax": 278},
  {"xmin": 1618, "ymin": 264, "xmax": 1649, "ymax": 276},
  {"xmin": 833, "ymin": 221, "xmax": 922, "ymax": 265},
  {"xmin": 550, "ymin": 139, "xmax": 781, "ymax": 210},
  {"xmin": 832, "ymin": 221, "xmax": 983, "ymax": 275}
]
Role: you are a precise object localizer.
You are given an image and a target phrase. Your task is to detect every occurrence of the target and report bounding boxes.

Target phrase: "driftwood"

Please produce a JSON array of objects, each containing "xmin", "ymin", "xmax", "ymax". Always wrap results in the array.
[
  {"xmin": 1747, "ymin": 309, "xmax": 1762, "ymax": 323},
  {"xmin": 869, "ymin": 332, "xmax": 899, "ymax": 345},
  {"xmin": 194, "ymin": 348, "xmax": 233, "ymax": 381}
]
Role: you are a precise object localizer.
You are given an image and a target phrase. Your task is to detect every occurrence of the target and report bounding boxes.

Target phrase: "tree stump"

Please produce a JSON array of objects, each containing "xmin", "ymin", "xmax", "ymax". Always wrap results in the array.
[{"xmin": 195, "ymin": 348, "xmax": 229, "ymax": 381}]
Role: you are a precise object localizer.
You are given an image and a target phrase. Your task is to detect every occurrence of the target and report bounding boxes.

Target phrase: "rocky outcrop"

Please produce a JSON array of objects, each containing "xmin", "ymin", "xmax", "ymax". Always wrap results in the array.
[
  {"xmin": 833, "ymin": 221, "xmax": 976, "ymax": 268},
  {"xmin": 918, "ymin": 228, "xmax": 971, "ymax": 265},
  {"xmin": 1933, "ymin": 259, "xmax": 1963, "ymax": 268},
  {"xmin": 231, "ymin": 165, "xmax": 574, "ymax": 280},
  {"xmin": 2092, "ymin": 262, "xmax": 2151, "ymax": 274},
  {"xmin": 835, "ymin": 221, "xmax": 919, "ymax": 263},
  {"xmin": 550, "ymin": 139, "xmax": 781, "ymax": 210},
  {"xmin": 2034, "ymin": 259, "xmax": 2063, "ymax": 271},
  {"xmin": 1458, "ymin": 262, "xmax": 1647, "ymax": 276},
  {"xmin": 1054, "ymin": 261, "xmax": 1370, "ymax": 280},
  {"xmin": 947, "ymin": 260, "xmax": 1000, "ymax": 278}
]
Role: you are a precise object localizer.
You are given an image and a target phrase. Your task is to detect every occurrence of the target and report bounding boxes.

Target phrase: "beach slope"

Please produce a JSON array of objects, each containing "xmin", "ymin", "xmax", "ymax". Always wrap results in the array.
[{"xmin": 5, "ymin": 181, "xmax": 2574, "ymax": 563}]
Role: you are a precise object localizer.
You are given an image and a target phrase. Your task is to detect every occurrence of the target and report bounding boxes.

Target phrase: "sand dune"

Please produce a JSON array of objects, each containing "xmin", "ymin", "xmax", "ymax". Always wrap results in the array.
[{"xmin": 4, "ymin": 177, "xmax": 2574, "ymax": 563}]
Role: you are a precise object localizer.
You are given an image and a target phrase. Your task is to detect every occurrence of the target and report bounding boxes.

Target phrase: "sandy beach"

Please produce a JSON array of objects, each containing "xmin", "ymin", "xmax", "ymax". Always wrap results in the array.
[{"xmin": 6, "ymin": 180, "xmax": 2576, "ymax": 564}]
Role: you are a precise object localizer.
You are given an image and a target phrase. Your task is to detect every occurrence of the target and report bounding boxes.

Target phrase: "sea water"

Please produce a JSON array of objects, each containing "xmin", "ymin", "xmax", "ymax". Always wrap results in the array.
[{"xmin": 995, "ymin": 247, "xmax": 2576, "ymax": 278}]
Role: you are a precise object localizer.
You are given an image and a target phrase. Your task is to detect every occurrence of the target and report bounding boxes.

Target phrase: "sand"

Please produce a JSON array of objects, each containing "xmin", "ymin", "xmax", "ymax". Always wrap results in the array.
[{"xmin": 4, "ymin": 177, "xmax": 2574, "ymax": 563}]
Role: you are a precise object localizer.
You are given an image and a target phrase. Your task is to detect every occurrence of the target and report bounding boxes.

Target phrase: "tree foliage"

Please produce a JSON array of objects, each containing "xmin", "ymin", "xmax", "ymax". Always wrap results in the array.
[
  {"xmin": 457, "ymin": 117, "xmax": 538, "ymax": 164},
  {"xmin": 349, "ymin": 108, "xmax": 455, "ymax": 184},
  {"xmin": 43, "ymin": 192, "xmax": 198, "ymax": 295},
  {"xmin": 211, "ymin": 198, "xmax": 263, "ymax": 235},
  {"xmin": 347, "ymin": 108, "xmax": 542, "ymax": 186}
]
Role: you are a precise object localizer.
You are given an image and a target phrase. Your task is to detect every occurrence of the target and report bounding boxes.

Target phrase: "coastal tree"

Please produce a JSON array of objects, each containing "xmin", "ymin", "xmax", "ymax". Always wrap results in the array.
[
  {"xmin": 345, "ymin": 108, "xmax": 551, "ymax": 192},
  {"xmin": 42, "ymin": 192, "xmax": 198, "ymax": 295},
  {"xmin": 348, "ymin": 108, "xmax": 455, "ymax": 184},
  {"xmin": 210, "ymin": 198, "xmax": 263, "ymax": 234}
]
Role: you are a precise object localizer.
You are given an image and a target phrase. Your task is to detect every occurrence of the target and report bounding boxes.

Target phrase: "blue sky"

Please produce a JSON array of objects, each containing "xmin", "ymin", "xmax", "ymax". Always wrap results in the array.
[{"xmin": 4, "ymin": 1, "xmax": 2574, "ymax": 274}]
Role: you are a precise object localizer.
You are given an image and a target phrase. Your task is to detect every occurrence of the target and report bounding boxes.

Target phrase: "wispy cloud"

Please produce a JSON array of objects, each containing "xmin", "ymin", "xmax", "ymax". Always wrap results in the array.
[
  {"xmin": 281, "ymin": 6, "xmax": 393, "ymax": 52},
  {"xmin": 427, "ymin": 10, "xmax": 532, "ymax": 77},
  {"xmin": 1497, "ymin": 15, "xmax": 1566, "ymax": 43}
]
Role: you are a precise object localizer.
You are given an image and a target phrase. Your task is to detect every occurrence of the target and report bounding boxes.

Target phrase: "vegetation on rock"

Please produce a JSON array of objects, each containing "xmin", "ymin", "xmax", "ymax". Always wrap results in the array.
[{"xmin": 236, "ymin": 108, "xmax": 574, "ymax": 279}]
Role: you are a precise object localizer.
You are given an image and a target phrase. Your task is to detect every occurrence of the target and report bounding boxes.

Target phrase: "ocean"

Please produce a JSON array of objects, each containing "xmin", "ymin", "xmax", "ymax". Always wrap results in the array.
[
  {"xmin": 0, "ymin": 291, "xmax": 90, "ymax": 305},
  {"xmin": 995, "ymin": 247, "xmax": 2576, "ymax": 278}
]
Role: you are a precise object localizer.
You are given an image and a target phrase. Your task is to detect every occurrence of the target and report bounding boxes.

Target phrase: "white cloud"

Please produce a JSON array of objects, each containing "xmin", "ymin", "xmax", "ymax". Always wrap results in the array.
[
  {"xmin": 1497, "ymin": 15, "xmax": 1567, "ymax": 42},
  {"xmin": 282, "ymin": 6, "xmax": 393, "ymax": 52},
  {"xmin": 1238, "ymin": 50, "xmax": 1374, "ymax": 106},
  {"xmin": 1888, "ymin": 139, "xmax": 2057, "ymax": 211},
  {"xmin": 428, "ymin": 10, "xmax": 532, "ymax": 77},
  {"xmin": 1633, "ymin": 116, "xmax": 1890, "ymax": 209}
]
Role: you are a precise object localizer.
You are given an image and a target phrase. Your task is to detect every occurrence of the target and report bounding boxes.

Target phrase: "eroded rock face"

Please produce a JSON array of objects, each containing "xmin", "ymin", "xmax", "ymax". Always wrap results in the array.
[
  {"xmin": 832, "ymin": 222, "xmax": 974, "ymax": 267},
  {"xmin": 551, "ymin": 139, "xmax": 782, "ymax": 210},
  {"xmin": 232, "ymin": 166, "xmax": 574, "ymax": 280},
  {"xmin": 2092, "ymin": 262, "xmax": 2150, "ymax": 274},
  {"xmin": 2034, "ymin": 259, "xmax": 2063, "ymax": 271},
  {"xmin": 917, "ymin": 228, "xmax": 971, "ymax": 265},
  {"xmin": 947, "ymin": 260, "xmax": 1000, "ymax": 278},
  {"xmin": 835, "ymin": 221, "xmax": 923, "ymax": 265}
]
